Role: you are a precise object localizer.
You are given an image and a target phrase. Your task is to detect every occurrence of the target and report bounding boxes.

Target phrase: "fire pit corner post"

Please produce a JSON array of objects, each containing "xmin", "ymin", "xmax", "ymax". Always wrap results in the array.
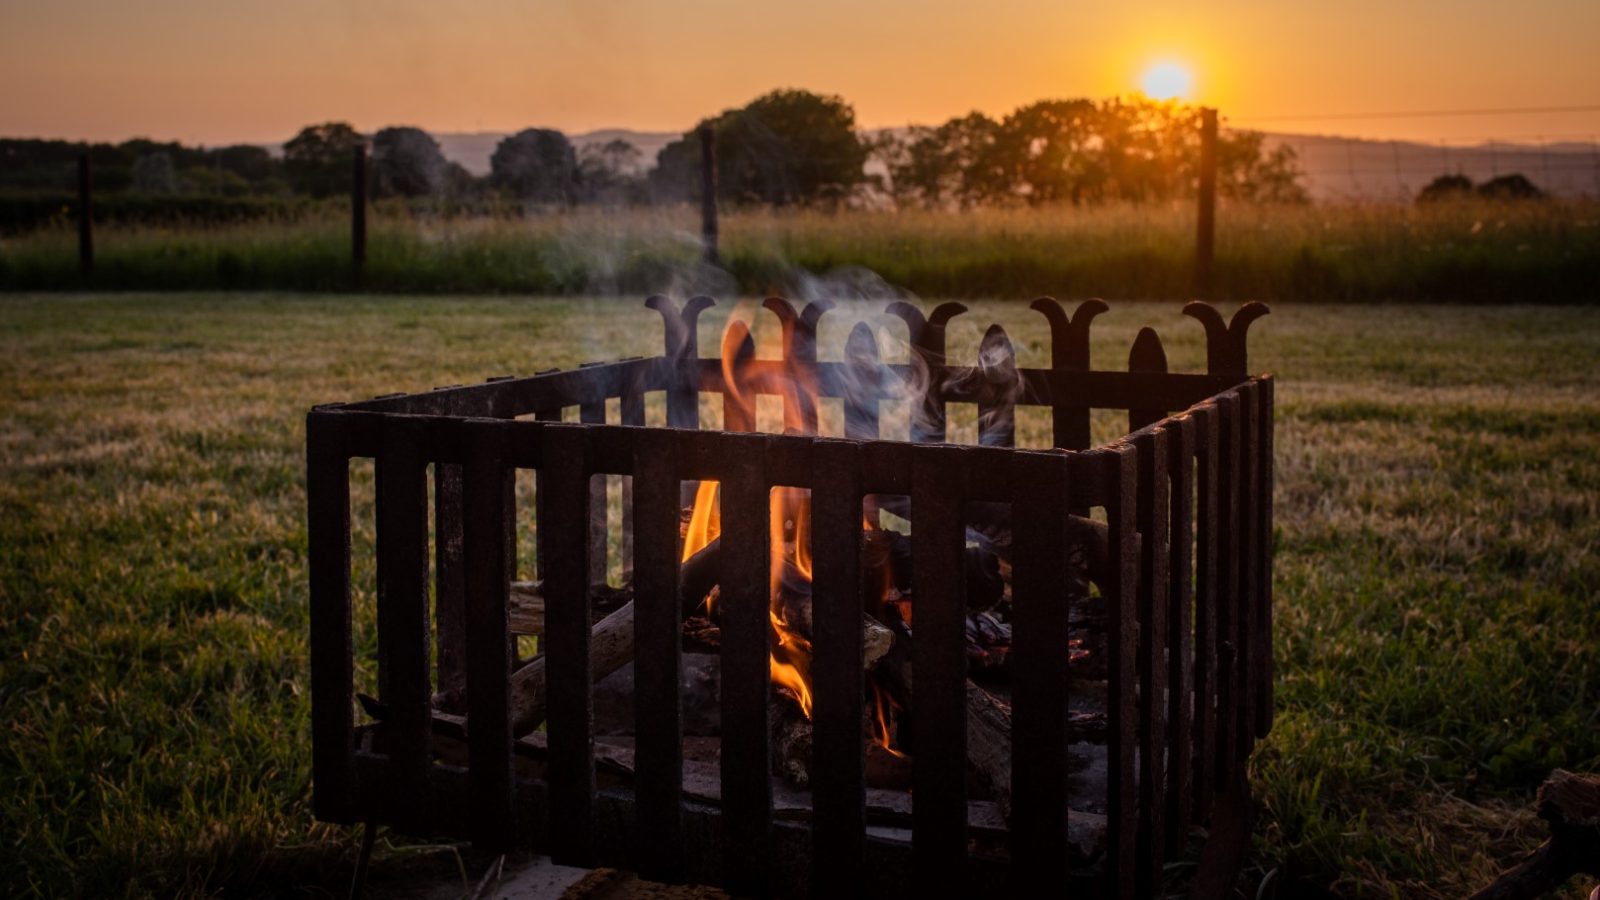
[{"xmin": 306, "ymin": 408, "xmax": 356, "ymax": 824}]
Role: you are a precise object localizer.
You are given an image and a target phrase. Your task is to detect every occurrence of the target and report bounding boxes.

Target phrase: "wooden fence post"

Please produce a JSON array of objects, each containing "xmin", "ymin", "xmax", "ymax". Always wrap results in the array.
[
  {"xmin": 78, "ymin": 153, "xmax": 93, "ymax": 276},
  {"xmin": 1196, "ymin": 108, "xmax": 1218, "ymax": 300},
  {"xmin": 352, "ymin": 143, "xmax": 368, "ymax": 283},
  {"xmin": 699, "ymin": 124, "xmax": 719, "ymax": 266}
]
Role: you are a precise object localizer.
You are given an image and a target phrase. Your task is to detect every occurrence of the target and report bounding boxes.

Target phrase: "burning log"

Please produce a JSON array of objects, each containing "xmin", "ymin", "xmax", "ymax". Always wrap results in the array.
[
  {"xmin": 504, "ymin": 595, "xmax": 895, "ymax": 737},
  {"xmin": 771, "ymin": 700, "xmax": 814, "ymax": 788}
]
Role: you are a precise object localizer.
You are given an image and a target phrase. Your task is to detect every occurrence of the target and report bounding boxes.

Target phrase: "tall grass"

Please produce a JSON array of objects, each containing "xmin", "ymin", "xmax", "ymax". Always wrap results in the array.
[{"xmin": 2, "ymin": 200, "xmax": 1596, "ymax": 301}]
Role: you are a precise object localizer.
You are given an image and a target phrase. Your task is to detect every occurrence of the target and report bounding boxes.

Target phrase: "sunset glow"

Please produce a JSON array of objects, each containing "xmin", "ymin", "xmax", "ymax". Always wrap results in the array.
[
  {"xmin": 1141, "ymin": 62, "xmax": 1193, "ymax": 101},
  {"xmin": 0, "ymin": 1, "xmax": 1597, "ymax": 143}
]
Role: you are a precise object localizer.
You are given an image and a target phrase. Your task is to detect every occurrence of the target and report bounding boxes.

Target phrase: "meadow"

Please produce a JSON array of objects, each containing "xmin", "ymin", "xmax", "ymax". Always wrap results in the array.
[
  {"xmin": 2, "ymin": 199, "xmax": 1598, "ymax": 303},
  {"xmin": 1, "ymin": 293, "xmax": 1598, "ymax": 898}
]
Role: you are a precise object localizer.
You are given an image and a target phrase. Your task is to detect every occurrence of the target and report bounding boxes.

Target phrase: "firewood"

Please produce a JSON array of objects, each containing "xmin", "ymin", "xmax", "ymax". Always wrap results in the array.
[
  {"xmin": 771, "ymin": 699, "xmax": 814, "ymax": 788},
  {"xmin": 506, "ymin": 599, "xmax": 893, "ymax": 737},
  {"xmin": 965, "ymin": 679, "xmax": 1014, "ymax": 821},
  {"xmin": 507, "ymin": 581, "xmax": 543, "ymax": 634},
  {"xmin": 1469, "ymin": 769, "xmax": 1600, "ymax": 900},
  {"xmin": 510, "ymin": 601, "xmax": 636, "ymax": 737}
]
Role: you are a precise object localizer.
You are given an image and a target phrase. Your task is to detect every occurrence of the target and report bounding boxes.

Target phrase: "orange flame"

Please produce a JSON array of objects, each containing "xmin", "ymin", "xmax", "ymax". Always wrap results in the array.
[
  {"xmin": 682, "ymin": 481, "xmax": 721, "ymax": 562},
  {"xmin": 769, "ymin": 484, "xmax": 814, "ymax": 717},
  {"xmin": 870, "ymin": 681, "xmax": 905, "ymax": 758}
]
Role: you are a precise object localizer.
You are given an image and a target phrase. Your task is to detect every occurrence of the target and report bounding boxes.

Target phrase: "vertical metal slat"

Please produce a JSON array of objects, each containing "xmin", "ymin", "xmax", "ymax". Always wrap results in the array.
[
  {"xmin": 1165, "ymin": 417, "xmax": 1196, "ymax": 848},
  {"xmin": 810, "ymin": 440, "xmax": 866, "ymax": 896},
  {"xmin": 375, "ymin": 425, "xmax": 433, "ymax": 831},
  {"xmin": 1009, "ymin": 451, "xmax": 1070, "ymax": 887},
  {"xmin": 541, "ymin": 425, "xmax": 596, "ymax": 866},
  {"xmin": 911, "ymin": 446, "xmax": 969, "ymax": 894},
  {"xmin": 632, "ymin": 432, "xmax": 683, "ymax": 881},
  {"xmin": 462, "ymin": 422, "xmax": 514, "ymax": 849},
  {"xmin": 307, "ymin": 412, "xmax": 354, "ymax": 823},
  {"xmin": 1134, "ymin": 428, "xmax": 1170, "ymax": 897},
  {"xmin": 1104, "ymin": 445, "xmax": 1140, "ymax": 900},
  {"xmin": 1191, "ymin": 405, "xmax": 1220, "ymax": 821},
  {"xmin": 434, "ymin": 463, "xmax": 467, "ymax": 704},
  {"xmin": 719, "ymin": 440, "xmax": 771, "ymax": 896}
]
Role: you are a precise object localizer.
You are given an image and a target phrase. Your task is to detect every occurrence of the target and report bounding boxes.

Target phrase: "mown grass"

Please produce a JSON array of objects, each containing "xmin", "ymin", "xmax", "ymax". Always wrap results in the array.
[
  {"xmin": 1, "ymin": 294, "xmax": 1597, "ymax": 898},
  {"xmin": 2, "ymin": 200, "xmax": 1597, "ymax": 302}
]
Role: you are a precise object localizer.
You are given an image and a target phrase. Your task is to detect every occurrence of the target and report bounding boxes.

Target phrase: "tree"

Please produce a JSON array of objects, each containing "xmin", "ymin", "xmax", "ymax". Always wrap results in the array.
[
  {"xmin": 578, "ymin": 139, "xmax": 643, "ymax": 204},
  {"xmin": 490, "ymin": 128, "xmax": 579, "ymax": 205},
  {"xmin": 1217, "ymin": 130, "xmax": 1309, "ymax": 204},
  {"xmin": 284, "ymin": 122, "xmax": 364, "ymax": 198},
  {"xmin": 371, "ymin": 126, "xmax": 447, "ymax": 197},
  {"xmin": 130, "ymin": 152, "xmax": 179, "ymax": 194},
  {"xmin": 650, "ymin": 89, "xmax": 869, "ymax": 207},
  {"xmin": 1416, "ymin": 173, "xmax": 1476, "ymax": 203},
  {"xmin": 1478, "ymin": 173, "xmax": 1545, "ymax": 201},
  {"xmin": 995, "ymin": 99, "xmax": 1099, "ymax": 204}
]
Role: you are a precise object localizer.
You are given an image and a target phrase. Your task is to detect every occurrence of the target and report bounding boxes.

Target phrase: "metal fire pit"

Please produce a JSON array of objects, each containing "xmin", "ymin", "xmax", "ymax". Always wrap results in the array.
[{"xmin": 306, "ymin": 297, "xmax": 1275, "ymax": 898}]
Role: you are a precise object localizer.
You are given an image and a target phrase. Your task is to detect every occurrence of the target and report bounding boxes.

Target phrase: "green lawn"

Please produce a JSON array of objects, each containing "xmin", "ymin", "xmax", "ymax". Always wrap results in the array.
[{"xmin": 2, "ymin": 294, "xmax": 1597, "ymax": 898}]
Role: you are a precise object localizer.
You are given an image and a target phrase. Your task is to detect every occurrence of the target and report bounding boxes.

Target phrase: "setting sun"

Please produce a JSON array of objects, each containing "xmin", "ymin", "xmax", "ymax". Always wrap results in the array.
[{"xmin": 1140, "ymin": 61, "xmax": 1194, "ymax": 100}]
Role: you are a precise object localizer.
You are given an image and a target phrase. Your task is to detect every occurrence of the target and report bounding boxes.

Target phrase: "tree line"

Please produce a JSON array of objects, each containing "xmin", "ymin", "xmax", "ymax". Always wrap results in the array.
[{"xmin": 0, "ymin": 88, "xmax": 1310, "ymax": 213}]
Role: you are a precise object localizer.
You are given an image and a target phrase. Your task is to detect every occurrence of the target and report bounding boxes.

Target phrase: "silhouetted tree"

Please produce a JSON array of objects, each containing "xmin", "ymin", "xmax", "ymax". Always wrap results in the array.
[
  {"xmin": 1478, "ymin": 173, "xmax": 1545, "ymax": 201},
  {"xmin": 371, "ymin": 126, "xmax": 447, "ymax": 197},
  {"xmin": 651, "ymin": 89, "xmax": 868, "ymax": 206},
  {"xmin": 284, "ymin": 122, "xmax": 364, "ymax": 197},
  {"xmin": 130, "ymin": 152, "xmax": 179, "ymax": 193},
  {"xmin": 1416, "ymin": 174, "xmax": 1476, "ymax": 203},
  {"xmin": 490, "ymin": 128, "xmax": 579, "ymax": 205},
  {"xmin": 578, "ymin": 139, "xmax": 644, "ymax": 204}
]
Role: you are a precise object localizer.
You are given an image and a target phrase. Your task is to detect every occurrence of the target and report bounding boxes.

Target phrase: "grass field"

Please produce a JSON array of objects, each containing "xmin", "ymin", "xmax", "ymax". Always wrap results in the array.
[
  {"xmin": 3, "ymin": 200, "xmax": 1599, "ymax": 303},
  {"xmin": 2, "ymin": 293, "xmax": 1598, "ymax": 898}
]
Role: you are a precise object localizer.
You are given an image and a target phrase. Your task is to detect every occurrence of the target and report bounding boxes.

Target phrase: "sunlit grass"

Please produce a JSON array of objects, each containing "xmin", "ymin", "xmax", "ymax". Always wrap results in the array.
[{"xmin": 0, "ymin": 295, "xmax": 1597, "ymax": 897}]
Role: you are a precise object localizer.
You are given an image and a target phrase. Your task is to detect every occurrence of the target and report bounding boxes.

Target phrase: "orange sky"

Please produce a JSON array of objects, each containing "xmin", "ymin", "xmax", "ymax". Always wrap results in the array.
[{"xmin": 3, "ymin": 0, "xmax": 1598, "ymax": 145}]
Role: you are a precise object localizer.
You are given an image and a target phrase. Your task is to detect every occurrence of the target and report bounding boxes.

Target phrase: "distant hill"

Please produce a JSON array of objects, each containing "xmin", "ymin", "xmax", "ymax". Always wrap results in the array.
[
  {"xmin": 1260, "ymin": 133, "xmax": 1598, "ymax": 201},
  {"xmin": 274, "ymin": 127, "xmax": 1598, "ymax": 201}
]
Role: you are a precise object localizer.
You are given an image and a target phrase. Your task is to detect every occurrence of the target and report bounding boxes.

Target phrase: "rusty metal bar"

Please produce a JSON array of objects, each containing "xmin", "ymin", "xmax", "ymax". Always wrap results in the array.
[
  {"xmin": 461, "ymin": 422, "xmax": 515, "ymax": 849},
  {"xmin": 307, "ymin": 412, "xmax": 354, "ymax": 822},
  {"xmin": 1103, "ymin": 445, "xmax": 1140, "ymax": 900},
  {"xmin": 434, "ymin": 463, "xmax": 467, "ymax": 704},
  {"xmin": 375, "ymin": 422, "xmax": 433, "ymax": 831},
  {"xmin": 620, "ymin": 386, "xmax": 645, "ymax": 584},
  {"xmin": 1165, "ymin": 417, "xmax": 1196, "ymax": 848},
  {"xmin": 1191, "ymin": 404, "xmax": 1220, "ymax": 822},
  {"xmin": 1256, "ymin": 377, "xmax": 1276, "ymax": 738},
  {"xmin": 810, "ymin": 440, "xmax": 866, "ymax": 895},
  {"xmin": 581, "ymin": 399, "xmax": 608, "ymax": 588},
  {"xmin": 1235, "ymin": 385, "xmax": 1260, "ymax": 759},
  {"xmin": 632, "ymin": 432, "xmax": 683, "ymax": 881},
  {"xmin": 541, "ymin": 425, "xmax": 596, "ymax": 866},
  {"xmin": 1008, "ymin": 451, "xmax": 1070, "ymax": 887},
  {"xmin": 1134, "ymin": 427, "xmax": 1170, "ymax": 896},
  {"xmin": 718, "ymin": 439, "xmax": 771, "ymax": 896},
  {"xmin": 911, "ymin": 446, "xmax": 969, "ymax": 892},
  {"xmin": 1212, "ymin": 392, "xmax": 1241, "ymax": 789}
]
